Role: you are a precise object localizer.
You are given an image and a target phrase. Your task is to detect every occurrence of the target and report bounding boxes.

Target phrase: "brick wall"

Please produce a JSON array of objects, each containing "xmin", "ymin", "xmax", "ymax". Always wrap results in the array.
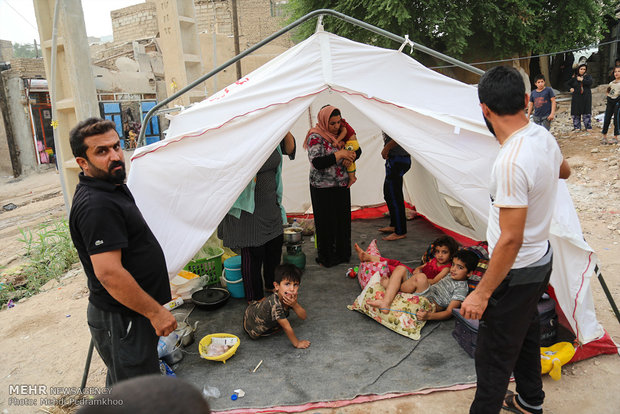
[
  {"xmin": 195, "ymin": 0, "xmax": 293, "ymax": 48},
  {"xmin": 111, "ymin": 2, "xmax": 159, "ymax": 43},
  {"xmin": 5, "ymin": 58, "xmax": 46, "ymax": 79},
  {"xmin": 0, "ymin": 39, "xmax": 13, "ymax": 62}
]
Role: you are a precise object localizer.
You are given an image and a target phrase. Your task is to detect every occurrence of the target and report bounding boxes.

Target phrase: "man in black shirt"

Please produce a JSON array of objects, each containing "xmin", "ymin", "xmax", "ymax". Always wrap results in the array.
[{"xmin": 68, "ymin": 117, "xmax": 176, "ymax": 386}]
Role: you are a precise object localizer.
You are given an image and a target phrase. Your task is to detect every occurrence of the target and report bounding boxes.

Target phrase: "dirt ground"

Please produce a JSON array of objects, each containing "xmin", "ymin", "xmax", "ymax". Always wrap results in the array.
[{"xmin": 0, "ymin": 93, "xmax": 619, "ymax": 413}]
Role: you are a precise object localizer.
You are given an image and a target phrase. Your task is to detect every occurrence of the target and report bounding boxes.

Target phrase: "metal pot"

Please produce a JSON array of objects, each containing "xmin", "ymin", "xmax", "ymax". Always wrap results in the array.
[
  {"xmin": 283, "ymin": 227, "xmax": 303, "ymax": 243},
  {"xmin": 163, "ymin": 346, "xmax": 184, "ymax": 365}
]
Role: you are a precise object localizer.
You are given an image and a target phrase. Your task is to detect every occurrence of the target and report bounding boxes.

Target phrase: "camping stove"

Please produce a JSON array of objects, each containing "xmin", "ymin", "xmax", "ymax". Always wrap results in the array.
[{"xmin": 285, "ymin": 241, "xmax": 303, "ymax": 255}]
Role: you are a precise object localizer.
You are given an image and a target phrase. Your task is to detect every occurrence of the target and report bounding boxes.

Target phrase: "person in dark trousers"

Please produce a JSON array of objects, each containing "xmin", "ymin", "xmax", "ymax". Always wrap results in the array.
[
  {"xmin": 69, "ymin": 118, "xmax": 177, "ymax": 386},
  {"xmin": 305, "ymin": 105, "xmax": 361, "ymax": 268},
  {"xmin": 219, "ymin": 132, "xmax": 296, "ymax": 302},
  {"xmin": 567, "ymin": 63, "xmax": 593, "ymax": 131},
  {"xmin": 461, "ymin": 66, "xmax": 571, "ymax": 414},
  {"xmin": 378, "ymin": 132, "xmax": 411, "ymax": 241}
]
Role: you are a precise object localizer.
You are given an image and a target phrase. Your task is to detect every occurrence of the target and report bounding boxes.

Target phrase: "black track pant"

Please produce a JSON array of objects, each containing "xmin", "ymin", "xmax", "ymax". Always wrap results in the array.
[
  {"xmin": 310, "ymin": 185, "xmax": 351, "ymax": 267},
  {"xmin": 241, "ymin": 233, "xmax": 283, "ymax": 301},
  {"xmin": 470, "ymin": 250, "xmax": 553, "ymax": 414}
]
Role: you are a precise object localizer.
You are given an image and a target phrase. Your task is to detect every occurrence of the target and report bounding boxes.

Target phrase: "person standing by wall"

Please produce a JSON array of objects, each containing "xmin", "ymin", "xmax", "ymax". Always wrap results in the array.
[
  {"xmin": 378, "ymin": 132, "xmax": 411, "ymax": 241},
  {"xmin": 461, "ymin": 66, "xmax": 571, "ymax": 414},
  {"xmin": 68, "ymin": 118, "xmax": 177, "ymax": 386}
]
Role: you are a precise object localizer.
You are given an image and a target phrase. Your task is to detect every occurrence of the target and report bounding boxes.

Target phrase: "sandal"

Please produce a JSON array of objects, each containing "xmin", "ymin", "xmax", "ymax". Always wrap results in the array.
[
  {"xmin": 502, "ymin": 391, "xmax": 542, "ymax": 414},
  {"xmin": 610, "ymin": 137, "xmax": 619, "ymax": 145},
  {"xmin": 601, "ymin": 136, "xmax": 609, "ymax": 145}
]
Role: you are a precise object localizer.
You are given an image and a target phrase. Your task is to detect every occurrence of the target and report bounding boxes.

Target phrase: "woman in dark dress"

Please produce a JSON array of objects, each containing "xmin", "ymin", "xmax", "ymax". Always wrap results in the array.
[
  {"xmin": 567, "ymin": 63, "xmax": 593, "ymax": 131},
  {"xmin": 219, "ymin": 132, "xmax": 295, "ymax": 302},
  {"xmin": 305, "ymin": 105, "xmax": 361, "ymax": 268}
]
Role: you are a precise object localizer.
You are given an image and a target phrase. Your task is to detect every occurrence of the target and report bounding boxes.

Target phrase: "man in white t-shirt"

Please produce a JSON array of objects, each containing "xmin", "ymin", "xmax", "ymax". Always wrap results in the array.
[{"xmin": 461, "ymin": 66, "xmax": 571, "ymax": 414}]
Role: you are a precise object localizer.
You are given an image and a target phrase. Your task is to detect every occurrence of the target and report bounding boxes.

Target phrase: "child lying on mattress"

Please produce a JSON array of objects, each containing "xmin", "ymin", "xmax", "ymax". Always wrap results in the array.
[{"xmin": 355, "ymin": 245, "xmax": 478, "ymax": 321}]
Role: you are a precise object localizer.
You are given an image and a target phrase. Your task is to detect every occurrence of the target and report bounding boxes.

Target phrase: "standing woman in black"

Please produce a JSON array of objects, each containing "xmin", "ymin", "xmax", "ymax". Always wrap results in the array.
[
  {"xmin": 567, "ymin": 63, "xmax": 593, "ymax": 131},
  {"xmin": 305, "ymin": 105, "xmax": 361, "ymax": 268}
]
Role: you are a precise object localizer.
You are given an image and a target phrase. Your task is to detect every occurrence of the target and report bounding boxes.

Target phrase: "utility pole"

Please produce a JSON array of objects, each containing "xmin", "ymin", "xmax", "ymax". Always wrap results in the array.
[
  {"xmin": 231, "ymin": 0, "xmax": 242, "ymax": 79},
  {"xmin": 0, "ymin": 73, "xmax": 22, "ymax": 177}
]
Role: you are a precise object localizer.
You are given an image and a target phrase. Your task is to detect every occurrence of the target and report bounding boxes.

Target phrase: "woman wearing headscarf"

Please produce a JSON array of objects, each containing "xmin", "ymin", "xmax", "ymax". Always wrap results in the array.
[
  {"xmin": 305, "ymin": 105, "xmax": 361, "ymax": 268},
  {"xmin": 567, "ymin": 63, "xmax": 593, "ymax": 131}
]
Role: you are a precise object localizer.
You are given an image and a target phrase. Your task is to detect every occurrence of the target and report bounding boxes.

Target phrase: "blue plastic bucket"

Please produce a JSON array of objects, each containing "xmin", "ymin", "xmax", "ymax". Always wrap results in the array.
[
  {"xmin": 223, "ymin": 256, "xmax": 244, "ymax": 298},
  {"xmin": 224, "ymin": 256, "xmax": 242, "ymax": 281}
]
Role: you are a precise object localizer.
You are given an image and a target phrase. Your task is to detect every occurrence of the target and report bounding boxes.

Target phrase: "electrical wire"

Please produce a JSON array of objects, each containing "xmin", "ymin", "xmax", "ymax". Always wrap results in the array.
[
  {"xmin": 429, "ymin": 39, "xmax": 620, "ymax": 69},
  {"xmin": 4, "ymin": 0, "xmax": 38, "ymax": 32}
]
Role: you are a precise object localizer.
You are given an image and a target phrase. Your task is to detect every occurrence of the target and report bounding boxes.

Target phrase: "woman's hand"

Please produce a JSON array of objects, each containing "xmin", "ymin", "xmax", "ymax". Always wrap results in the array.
[
  {"xmin": 335, "ymin": 149, "xmax": 355, "ymax": 165},
  {"xmin": 569, "ymin": 88, "xmax": 574, "ymax": 93}
]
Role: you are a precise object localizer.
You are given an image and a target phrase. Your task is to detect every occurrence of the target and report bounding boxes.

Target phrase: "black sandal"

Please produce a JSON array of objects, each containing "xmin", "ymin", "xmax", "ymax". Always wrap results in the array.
[{"xmin": 502, "ymin": 391, "xmax": 542, "ymax": 414}]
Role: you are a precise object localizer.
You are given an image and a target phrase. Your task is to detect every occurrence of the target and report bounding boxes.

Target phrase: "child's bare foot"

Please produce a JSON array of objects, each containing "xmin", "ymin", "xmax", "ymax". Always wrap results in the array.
[
  {"xmin": 354, "ymin": 243, "xmax": 372, "ymax": 262},
  {"xmin": 347, "ymin": 175, "xmax": 357, "ymax": 188},
  {"xmin": 378, "ymin": 226, "xmax": 395, "ymax": 233},
  {"xmin": 382, "ymin": 232, "xmax": 406, "ymax": 241},
  {"xmin": 367, "ymin": 299, "xmax": 390, "ymax": 314}
]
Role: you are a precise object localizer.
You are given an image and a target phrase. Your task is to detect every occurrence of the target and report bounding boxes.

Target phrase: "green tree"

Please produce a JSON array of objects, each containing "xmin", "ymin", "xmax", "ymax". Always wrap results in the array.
[
  {"xmin": 287, "ymin": 0, "xmax": 615, "ymax": 59},
  {"xmin": 12, "ymin": 42, "xmax": 38, "ymax": 58}
]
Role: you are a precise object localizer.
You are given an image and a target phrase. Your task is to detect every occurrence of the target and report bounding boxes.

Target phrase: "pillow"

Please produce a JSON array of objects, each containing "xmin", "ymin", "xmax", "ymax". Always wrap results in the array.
[
  {"xmin": 357, "ymin": 239, "xmax": 389, "ymax": 288},
  {"xmin": 348, "ymin": 273, "xmax": 434, "ymax": 340},
  {"xmin": 463, "ymin": 242, "xmax": 489, "ymax": 292}
]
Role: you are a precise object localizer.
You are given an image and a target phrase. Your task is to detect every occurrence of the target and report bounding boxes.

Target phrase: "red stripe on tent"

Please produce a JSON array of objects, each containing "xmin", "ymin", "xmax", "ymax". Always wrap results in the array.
[
  {"xmin": 546, "ymin": 285, "xmax": 618, "ymax": 363},
  {"xmin": 133, "ymin": 84, "xmax": 473, "ymax": 162},
  {"xmin": 571, "ymin": 252, "xmax": 595, "ymax": 342},
  {"xmin": 211, "ymin": 383, "xmax": 477, "ymax": 414},
  {"xmin": 131, "ymin": 87, "xmax": 330, "ymax": 161}
]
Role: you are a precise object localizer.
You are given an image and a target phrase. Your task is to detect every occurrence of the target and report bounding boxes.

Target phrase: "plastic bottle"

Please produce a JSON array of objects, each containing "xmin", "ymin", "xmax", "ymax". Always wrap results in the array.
[
  {"xmin": 163, "ymin": 297, "xmax": 184, "ymax": 311},
  {"xmin": 157, "ymin": 331, "xmax": 180, "ymax": 358},
  {"xmin": 292, "ymin": 219, "xmax": 300, "ymax": 228}
]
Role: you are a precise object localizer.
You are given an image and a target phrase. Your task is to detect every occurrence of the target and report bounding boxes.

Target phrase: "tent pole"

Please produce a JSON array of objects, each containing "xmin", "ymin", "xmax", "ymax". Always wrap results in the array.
[
  {"xmin": 596, "ymin": 265, "xmax": 620, "ymax": 324},
  {"xmin": 80, "ymin": 338, "xmax": 95, "ymax": 389},
  {"xmin": 137, "ymin": 9, "xmax": 484, "ymax": 147}
]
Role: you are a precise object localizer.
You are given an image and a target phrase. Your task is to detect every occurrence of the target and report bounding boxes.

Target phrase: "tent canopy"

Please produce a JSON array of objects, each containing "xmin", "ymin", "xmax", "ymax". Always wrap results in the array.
[{"xmin": 128, "ymin": 31, "xmax": 613, "ymax": 351}]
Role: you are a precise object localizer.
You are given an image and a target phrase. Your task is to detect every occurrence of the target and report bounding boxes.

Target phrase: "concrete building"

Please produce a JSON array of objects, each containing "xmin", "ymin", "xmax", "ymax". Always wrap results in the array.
[
  {"xmin": 0, "ymin": 54, "xmax": 52, "ymax": 177},
  {"xmin": 1, "ymin": 0, "xmax": 295, "ymax": 178}
]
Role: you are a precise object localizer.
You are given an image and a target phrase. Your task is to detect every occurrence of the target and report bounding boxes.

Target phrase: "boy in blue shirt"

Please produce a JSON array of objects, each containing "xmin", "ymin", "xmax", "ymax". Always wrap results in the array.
[{"xmin": 527, "ymin": 74, "xmax": 556, "ymax": 130}]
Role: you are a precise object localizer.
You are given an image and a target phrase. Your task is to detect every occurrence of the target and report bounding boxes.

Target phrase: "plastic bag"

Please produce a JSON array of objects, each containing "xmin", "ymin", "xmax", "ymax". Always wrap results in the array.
[
  {"xmin": 206, "ymin": 343, "xmax": 231, "ymax": 357},
  {"xmin": 157, "ymin": 332, "xmax": 180, "ymax": 358},
  {"xmin": 202, "ymin": 385, "xmax": 221, "ymax": 399}
]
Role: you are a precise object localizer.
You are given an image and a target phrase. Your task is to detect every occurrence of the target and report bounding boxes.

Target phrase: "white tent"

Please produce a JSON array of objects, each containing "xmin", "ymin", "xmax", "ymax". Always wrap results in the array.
[{"xmin": 128, "ymin": 31, "xmax": 617, "ymax": 357}]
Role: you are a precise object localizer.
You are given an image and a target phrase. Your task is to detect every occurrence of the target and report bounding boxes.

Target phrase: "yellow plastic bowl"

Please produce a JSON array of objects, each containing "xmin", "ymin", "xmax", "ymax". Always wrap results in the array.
[{"xmin": 199, "ymin": 333, "xmax": 240, "ymax": 363}]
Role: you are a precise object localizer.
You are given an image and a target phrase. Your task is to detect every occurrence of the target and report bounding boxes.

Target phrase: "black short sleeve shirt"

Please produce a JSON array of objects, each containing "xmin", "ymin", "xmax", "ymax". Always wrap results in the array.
[{"xmin": 69, "ymin": 173, "xmax": 171, "ymax": 315}]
